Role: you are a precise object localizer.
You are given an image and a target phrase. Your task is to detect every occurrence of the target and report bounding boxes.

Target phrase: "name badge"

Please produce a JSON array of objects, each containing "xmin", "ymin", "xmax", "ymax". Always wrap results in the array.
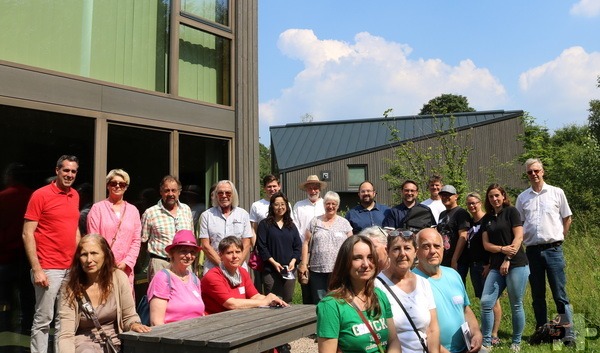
[
  {"xmin": 239, "ymin": 286, "xmax": 246, "ymax": 295},
  {"xmin": 193, "ymin": 290, "xmax": 201, "ymax": 298}
]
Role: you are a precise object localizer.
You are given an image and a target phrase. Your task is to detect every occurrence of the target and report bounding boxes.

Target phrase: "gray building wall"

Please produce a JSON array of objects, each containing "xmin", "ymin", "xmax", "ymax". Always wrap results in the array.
[{"xmin": 279, "ymin": 116, "xmax": 526, "ymax": 209}]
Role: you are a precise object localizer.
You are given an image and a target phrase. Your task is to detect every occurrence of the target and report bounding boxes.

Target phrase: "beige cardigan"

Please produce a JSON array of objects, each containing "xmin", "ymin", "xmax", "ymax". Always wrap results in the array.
[{"xmin": 58, "ymin": 269, "xmax": 141, "ymax": 353}]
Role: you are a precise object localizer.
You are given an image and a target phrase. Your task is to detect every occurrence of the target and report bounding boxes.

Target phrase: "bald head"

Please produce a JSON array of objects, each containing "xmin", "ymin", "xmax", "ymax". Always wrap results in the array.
[{"xmin": 415, "ymin": 228, "xmax": 444, "ymax": 276}]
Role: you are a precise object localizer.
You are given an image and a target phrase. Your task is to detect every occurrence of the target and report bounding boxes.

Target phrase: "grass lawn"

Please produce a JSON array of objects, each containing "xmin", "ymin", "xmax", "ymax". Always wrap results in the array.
[{"xmin": 292, "ymin": 221, "xmax": 600, "ymax": 352}]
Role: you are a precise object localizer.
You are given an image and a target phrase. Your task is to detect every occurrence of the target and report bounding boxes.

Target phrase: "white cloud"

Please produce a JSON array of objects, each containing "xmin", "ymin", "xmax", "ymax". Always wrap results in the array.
[
  {"xmin": 518, "ymin": 46, "xmax": 600, "ymax": 128},
  {"xmin": 260, "ymin": 29, "xmax": 507, "ymax": 130},
  {"xmin": 570, "ymin": 0, "xmax": 600, "ymax": 17}
]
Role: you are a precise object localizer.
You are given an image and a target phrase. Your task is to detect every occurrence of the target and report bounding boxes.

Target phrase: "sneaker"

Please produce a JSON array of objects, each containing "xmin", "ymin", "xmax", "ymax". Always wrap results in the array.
[
  {"xmin": 479, "ymin": 345, "xmax": 492, "ymax": 353},
  {"xmin": 509, "ymin": 343, "xmax": 520, "ymax": 352}
]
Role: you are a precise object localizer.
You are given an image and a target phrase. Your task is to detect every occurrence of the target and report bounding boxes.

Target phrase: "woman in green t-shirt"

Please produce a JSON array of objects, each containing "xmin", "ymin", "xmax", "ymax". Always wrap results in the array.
[{"xmin": 316, "ymin": 235, "xmax": 401, "ymax": 353}]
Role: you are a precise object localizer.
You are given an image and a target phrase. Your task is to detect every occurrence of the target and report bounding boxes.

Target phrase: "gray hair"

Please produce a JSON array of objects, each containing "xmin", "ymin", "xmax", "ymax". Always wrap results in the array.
[
  {"xmin": 211, "ymin": 180, "xmax": 239, "ymax": 208},
  {"xmin": 323, "ymin": 191, "xmax": 340, "ymax": 205},
  {"xmin": 525, "ymin": 158, "xmax": 543, "ymax": 170},
  {"xmin": 358, "ymin": 226, "xmax": 388, "ymax": 246}
]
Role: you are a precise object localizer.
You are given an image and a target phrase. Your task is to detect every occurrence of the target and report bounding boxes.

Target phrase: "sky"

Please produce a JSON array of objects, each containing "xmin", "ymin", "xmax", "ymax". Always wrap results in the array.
[{"xmin": 257, "ymin": 0, "xmax": 600, "ymax": 145}]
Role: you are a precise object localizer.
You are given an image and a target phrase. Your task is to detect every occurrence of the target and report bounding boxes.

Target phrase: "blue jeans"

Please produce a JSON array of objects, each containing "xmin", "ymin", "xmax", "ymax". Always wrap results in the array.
[
  {"xmin": 481, "ymin": 265, "xmax": 529, "ymax": 346},
  {"xmin": 526, "ymin": 245, "xmax": 574, "ymax": 339},
  {"xmin": 31, "ymin": 269, "xmax": 68, "ymax": 353}
]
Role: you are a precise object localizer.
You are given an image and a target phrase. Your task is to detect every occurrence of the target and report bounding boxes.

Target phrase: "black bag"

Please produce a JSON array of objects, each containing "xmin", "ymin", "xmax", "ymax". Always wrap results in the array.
[
  {"xmin": 404, "ymin": 204, "xmax": 436, "ymax": 231},
  {"xmin": 528, "ymin": 316, "xmax": 566, "ymax": 345}
]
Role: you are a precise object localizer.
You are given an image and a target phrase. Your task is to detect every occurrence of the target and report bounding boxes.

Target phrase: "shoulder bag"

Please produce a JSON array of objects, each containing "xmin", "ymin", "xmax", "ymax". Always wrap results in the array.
[
  {"xmin": 347, "ymin": 299, "xmax": 386, "ymax": 353},
  {"xmin": 376, "ymin": 276, "xmax": 429, "ymax": 353},
  {"xmin": 78, "ymin": 292, "xmax": 119, "ymax": 353}
]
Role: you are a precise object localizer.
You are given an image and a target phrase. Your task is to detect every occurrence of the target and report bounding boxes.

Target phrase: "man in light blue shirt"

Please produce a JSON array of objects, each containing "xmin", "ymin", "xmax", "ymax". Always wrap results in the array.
[{"xmin": 413, "ymin": 228, "xmax": 485, "ymax": 353}]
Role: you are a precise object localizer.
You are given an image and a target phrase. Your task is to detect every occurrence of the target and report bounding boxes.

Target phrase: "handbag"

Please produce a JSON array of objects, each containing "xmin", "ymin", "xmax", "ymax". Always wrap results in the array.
[
  {"xmin": 78, "ymin": 292, "xmax": 119, "ymax": 353},
  {"xmin": 348, "ymin": 300, "xmax": 386, "ymax": 353},
  {"xmin": 248, "ymin": 246, "xmax": 264, "ymax": 271},
  {"xmin": 377, "ymin": 276, "xmax": 429, "ymax": 353}
]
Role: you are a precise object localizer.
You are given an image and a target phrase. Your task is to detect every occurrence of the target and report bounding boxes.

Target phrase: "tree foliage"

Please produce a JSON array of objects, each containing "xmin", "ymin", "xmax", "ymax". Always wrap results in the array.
[
  {"xmin": 588, "ymin": 76, "xmax": 600, "ymax": 142},
  {"xmin": 382, "ymin": 109, "xmax": 472, "ymax": 203},
  {"xmin": 418, "ymin": 94, "xmax": 476, "ymax": 115},
  {"xmin": 518, "ymin": 115, "xmax": 600, "ymax": 216}
]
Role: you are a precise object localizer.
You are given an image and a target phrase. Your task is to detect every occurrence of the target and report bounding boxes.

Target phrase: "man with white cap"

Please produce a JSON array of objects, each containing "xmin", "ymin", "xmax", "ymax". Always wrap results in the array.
[{"xmin": 293, "ymin": 175, "xmax": 326, "ymax": 305}]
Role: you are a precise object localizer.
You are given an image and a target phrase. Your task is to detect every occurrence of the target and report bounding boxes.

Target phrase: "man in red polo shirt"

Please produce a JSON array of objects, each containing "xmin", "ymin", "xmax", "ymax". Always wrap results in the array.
[{"xmin": 23, "ymin": 155, "xmax": 81, "ymax": 353}]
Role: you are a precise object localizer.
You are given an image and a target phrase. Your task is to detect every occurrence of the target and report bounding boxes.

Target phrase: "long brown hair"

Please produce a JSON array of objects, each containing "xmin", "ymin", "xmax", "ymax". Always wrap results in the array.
[
  {"xmin": 484, "ymin": 183, "xmax": 511, "ymax": 214},
  {"xmin": 64, "ymin": 234, "xmax": 116, "ymax": 307},
  {"xmin": 328, "ymin": 235, "xmax": 382, "ymax": 318}
]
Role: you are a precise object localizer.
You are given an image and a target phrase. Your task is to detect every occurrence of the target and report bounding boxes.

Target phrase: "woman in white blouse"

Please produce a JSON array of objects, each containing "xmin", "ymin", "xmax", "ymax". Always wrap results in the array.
[{"xmin": 376, "ymin": 229, "xmax": 441, "ymax": 353}]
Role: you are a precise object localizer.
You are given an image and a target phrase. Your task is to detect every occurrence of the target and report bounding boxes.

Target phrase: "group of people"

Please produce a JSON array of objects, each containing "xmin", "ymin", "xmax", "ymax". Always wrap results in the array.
[
  {"xmin": 19, "ymin": 156, "xmax": 289, "ymax": 353},
  {"xmin": 315, "ymin": 158, "xmax": 575, "ymax": 353},
  {"xmin": 15, "ymin": 154, "xmax": 575, "ymax": 353}
]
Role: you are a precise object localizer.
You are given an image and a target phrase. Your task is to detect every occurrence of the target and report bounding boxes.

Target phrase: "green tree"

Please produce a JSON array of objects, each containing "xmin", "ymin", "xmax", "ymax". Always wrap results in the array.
[
  {"xmin": 419, "ymin": 94, "xmax": 476, "ymax": 115},
  {"xmin": 382, "ymin": 109, "xmax": 472, "ymax": 203},
  {"xmin": 588, "ymin": 76, "xmax": 600, "ymax": 142},
  {"xmin": 259, "ymin": 142, "xmax": 271, "ymax": 181}
]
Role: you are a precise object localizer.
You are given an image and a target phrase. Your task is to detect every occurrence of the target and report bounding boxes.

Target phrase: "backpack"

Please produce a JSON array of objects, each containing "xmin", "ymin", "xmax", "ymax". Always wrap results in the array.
[
  {"xmin": 528, "ymin": 315, "xmax": 567, "ymax": 345},
  {"xmin": 403, "ymin": 204, "xmax": 436, "ymax": 231},
  {"xmin": 136, "ymin": 269, "xmax": 199, "ymax": 325}
]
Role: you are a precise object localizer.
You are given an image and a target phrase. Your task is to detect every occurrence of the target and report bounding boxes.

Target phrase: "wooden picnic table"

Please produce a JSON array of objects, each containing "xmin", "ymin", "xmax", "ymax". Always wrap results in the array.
[{"xmin": 119, "ymin": 304, "xmax": 317, "ymax": 353}]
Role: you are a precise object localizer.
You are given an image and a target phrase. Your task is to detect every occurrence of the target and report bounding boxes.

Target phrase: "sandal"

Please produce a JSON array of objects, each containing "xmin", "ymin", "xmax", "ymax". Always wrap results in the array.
[{"xmin": 491, "ymin": 336, "xmax": 501, "ymax": 346}]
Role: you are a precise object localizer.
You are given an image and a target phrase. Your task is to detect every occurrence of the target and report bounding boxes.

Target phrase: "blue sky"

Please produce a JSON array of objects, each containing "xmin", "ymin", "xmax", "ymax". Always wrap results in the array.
[{"xmin": 258, "ymin": 0, "xmax": 600, "ymax": 144}]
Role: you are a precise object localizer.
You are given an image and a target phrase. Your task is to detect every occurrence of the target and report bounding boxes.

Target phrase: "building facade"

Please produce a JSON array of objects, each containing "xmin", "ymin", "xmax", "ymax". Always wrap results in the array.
[
  {"xmin": 0, "ymin": 0, "xmax": 259, "ymax": 210},
  {"xmin": 271, "ymin": 111, "xmax": 526, "ymax": 210}
]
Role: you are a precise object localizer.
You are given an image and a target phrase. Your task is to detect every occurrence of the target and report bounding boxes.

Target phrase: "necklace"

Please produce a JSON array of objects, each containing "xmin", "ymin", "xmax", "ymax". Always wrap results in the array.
[{"xmin": 351, "ymin": 289, "xmax": 367, "ymax": 303}]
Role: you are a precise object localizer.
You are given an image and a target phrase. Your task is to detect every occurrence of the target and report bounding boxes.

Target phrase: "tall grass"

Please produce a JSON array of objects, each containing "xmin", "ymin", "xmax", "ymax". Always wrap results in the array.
[{"xmin": 293, "ymin": 217, "xmax": 600, "ymax": 352}]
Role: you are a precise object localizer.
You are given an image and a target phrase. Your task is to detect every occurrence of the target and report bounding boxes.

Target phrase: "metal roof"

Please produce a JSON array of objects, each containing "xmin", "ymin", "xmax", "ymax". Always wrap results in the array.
[{"xmin": 270, "ymin": 110, "xmax": 523, "ymax": 172}]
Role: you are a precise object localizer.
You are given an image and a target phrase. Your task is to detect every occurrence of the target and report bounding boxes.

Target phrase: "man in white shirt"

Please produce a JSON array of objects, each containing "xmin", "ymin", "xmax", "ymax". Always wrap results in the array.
[
  {"xmin": 515, "ymin": 158, "xmax": 575, "ymax": 346},
  {"xmin": 421, "ymin": 174, "xmax": 446, "ymax": 223},
  {"xmin": 293, "ymin": 175, "xmax": 326, "ymax": 304}
]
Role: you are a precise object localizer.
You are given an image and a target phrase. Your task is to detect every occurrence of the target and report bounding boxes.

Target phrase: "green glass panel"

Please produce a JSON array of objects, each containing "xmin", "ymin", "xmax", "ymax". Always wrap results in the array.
[
  {"xmin": 181, "ymin": 0, "xmax": 229, "ymax": 26},
  {"xmin": 348, "ymin": 166, "xmax": 366, "ymax": 188},
  {"xmin": 0, "ymin": 0, "xmax": 169, "ymax": 93},
  {"xmin": 178, "ymin": 24, "xmax": 230, "ymax": 105}
]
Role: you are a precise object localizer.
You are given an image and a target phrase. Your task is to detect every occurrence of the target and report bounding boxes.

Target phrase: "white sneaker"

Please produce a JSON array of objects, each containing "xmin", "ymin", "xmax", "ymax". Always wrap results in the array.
[
  {"xmin": 510, "ymin": 343, "xmax": 521, "ymax": 352},
  {"xmin": 479, "ymin": 345, "xmax": 492, "ymax": 353}
]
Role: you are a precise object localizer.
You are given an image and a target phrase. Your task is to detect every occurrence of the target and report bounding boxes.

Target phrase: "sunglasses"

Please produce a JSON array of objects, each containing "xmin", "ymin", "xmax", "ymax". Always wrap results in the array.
[
  {"xmin": 388, "ymin": 229, "xmax": 414, "ymax": 239},
  {"xmin": 108, "ymin": 181, "xmax": 128, "ymax": 188},
  {"xmin": 217, "ymin": 191, "xmax": 232, "ymax": 196},
  {"xmin": 527, "ymin": 169, "xmax": 542, "ymax": 175}
]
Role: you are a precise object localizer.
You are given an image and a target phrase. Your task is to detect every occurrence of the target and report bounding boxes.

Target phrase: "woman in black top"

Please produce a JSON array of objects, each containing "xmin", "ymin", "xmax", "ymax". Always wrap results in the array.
[
  {"xmin": 466, "ymin": 192, "xmax": 502, "ymax": 345},
  {"xmin": 256, "ymin": 192, "xmax": 302, "ymax": 303},
  {"xmin": 480, "ymin": 184, "xmax": 530, "ymax": 352}
]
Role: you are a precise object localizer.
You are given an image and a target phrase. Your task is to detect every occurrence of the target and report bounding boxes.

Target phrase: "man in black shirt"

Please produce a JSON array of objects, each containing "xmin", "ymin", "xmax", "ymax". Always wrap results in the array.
[{"xmin": 437, "ymin": 185, "xmax": 471, "ymax": 283}]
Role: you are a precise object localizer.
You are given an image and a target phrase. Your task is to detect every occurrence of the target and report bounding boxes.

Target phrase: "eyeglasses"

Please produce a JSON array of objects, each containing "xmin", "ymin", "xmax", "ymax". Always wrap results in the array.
[
  {"xmin": 527, "ymin": 169, "xmax": 542, "ymax": 175},
  {"xmin": 217, "ymin": 191, "xmax": 232, "ymax": 196},
  {"xmin": 466, "ymin": 201, "xmax": 480, "ymax": 206},
  {"xmin": 108, "ymin": 181, "xmax": 128, "ymax": 188},
  {"xmin": 389, "ymin": 229, "xmax": 414, "ymax": 239},
  {"xmin": 162, "ymin": 188, "xmax": 180, "ymax": 193}
]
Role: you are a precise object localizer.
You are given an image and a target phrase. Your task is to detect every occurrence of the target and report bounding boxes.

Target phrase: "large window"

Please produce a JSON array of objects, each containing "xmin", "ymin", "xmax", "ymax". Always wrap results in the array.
[
  {"xmin": 0, "ymin": 1, "xmax": 234, "ymax": 106},
  {"xmin": 0, "ymin": 105, "xmax": 95, "ymax": 222},
  {"xmin": 107, "ymin": 124, "xmax": 171, "ymax": 213},
  {"xmin": 178, "ymin": 25, "xmax": 231, "ymax": 105},
  {"xmin": 0, "ymin": 1, "xmax": 169, "ymax": 93}
]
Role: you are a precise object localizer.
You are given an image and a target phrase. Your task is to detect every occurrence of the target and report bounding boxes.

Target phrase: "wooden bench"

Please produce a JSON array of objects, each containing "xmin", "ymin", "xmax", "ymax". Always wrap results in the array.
[{"xmin": 120, "ymin": 304, "xmax": 317, "ymax": 353}]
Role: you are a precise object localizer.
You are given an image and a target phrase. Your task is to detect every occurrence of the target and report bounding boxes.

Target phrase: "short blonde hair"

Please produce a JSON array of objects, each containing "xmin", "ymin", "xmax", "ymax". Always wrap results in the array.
[{"xmin": 106, "ymin": 169, "xmax": 130, "ymax": 185}]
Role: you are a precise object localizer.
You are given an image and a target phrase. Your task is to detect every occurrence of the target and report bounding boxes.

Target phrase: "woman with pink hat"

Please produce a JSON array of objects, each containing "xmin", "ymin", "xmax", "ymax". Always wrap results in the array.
[{"xmin": 147, "ymin": 230, "xmax": 205, "ymax": 325}]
